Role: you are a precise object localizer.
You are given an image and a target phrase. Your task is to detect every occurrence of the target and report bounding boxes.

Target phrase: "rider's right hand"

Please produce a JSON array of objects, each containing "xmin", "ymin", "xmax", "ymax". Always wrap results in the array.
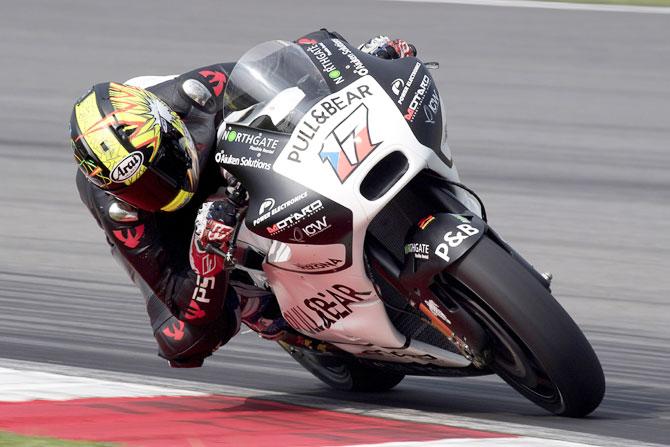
[
  {"xmin": 189, "ymin": 198, "xmax": 239, "ymax": 277},
  {"xmin": 358, "ymin": 35, "xmax": 417, "ymax": 59}
]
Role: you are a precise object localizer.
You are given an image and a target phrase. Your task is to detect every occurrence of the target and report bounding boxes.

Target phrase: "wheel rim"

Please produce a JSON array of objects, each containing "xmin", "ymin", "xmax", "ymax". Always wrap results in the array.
[
  {"xmin": 299, "ymin": 350, "xmax": 353, "ymax": 386},
  {"xmin": 438, "ymin": 277, "xmax": 563, "ymax": 409},
  {"xmin": 476, "ymin": 299, "xmax": 560, "ymax": 402}
]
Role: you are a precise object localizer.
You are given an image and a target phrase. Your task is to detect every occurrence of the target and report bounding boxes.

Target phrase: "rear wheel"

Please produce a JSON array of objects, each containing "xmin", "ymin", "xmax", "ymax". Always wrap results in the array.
[
  {"xmin": 441, "ymin": 236, "xmax": 605, "ymax": 416},
  {"xmin": 279, "ymin": 342, "xmax": 405, "ymax": 392}
]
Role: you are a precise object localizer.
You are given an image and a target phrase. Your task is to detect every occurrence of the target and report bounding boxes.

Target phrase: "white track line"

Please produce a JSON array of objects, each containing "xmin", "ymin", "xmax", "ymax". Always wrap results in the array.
[
  {"xmin": 0, "ymin": 358, "xmax": 665, "ymax": 447},
  {"xmin": 338, "ymin": 439, "xmax": 600, "ymax": 447},
  {"xmin": 0, "ymin": 366, "xmax": 203, "ymax": 401},
  {"xmin": 384, "ymin": 0, "xmax": 670, "ymax": 14}
]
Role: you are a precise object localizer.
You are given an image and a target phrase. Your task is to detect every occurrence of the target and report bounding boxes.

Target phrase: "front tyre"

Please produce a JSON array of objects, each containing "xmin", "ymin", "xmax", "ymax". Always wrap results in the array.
[
  {"xmin": 279, "ymin": 342, "xmax": 405, "ymax": 392},
  {"xmin": 443, "ymin": 236, "xmax": 605, "ymax": 417}
]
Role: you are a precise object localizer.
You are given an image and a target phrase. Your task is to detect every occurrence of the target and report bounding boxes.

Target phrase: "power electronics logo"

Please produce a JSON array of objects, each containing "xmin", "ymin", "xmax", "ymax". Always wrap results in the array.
[
  {"xmin": 253, "ymin": 192, "xmax": 309, "ymax": 226},
  {"xmin": 259, "ymin": 198, "xmax": 275, "ymax": 215},
  {"xmin": 319, "ymin": 103, "xmax": 381, "ymax": 183},
  {"xmin": 391, "ymin": 78, "xmax": 404, "ymax": 96}
]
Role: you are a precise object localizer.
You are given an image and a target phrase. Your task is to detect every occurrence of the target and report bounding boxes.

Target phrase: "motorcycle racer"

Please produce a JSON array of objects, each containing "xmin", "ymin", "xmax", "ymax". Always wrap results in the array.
[{"xmin": 70, "ymin": 29, "xmax": 416, "ymax": 368}]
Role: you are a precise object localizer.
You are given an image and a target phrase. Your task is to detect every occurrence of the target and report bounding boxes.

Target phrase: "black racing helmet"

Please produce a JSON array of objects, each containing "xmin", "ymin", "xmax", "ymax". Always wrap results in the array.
[{"xmin": 70, "ymin": 82, "xmax": 199, "ymax": 212}]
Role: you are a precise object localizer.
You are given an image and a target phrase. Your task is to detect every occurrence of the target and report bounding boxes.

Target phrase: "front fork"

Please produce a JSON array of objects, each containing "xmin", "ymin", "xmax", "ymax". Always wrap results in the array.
[{"xmin": 367, "ymin": 212, "xmax": 491, "ymax": 368}]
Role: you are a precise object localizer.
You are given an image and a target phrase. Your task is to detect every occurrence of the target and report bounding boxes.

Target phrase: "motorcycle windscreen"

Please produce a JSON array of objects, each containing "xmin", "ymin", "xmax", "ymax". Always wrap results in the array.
[{"xmin": 222, "ymin": 40, "xmax": 332, "ymax": 134}]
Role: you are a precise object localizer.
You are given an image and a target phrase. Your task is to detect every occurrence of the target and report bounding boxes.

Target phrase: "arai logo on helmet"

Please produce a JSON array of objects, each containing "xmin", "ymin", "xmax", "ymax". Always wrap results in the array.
[{"xmin": 111, "ymin": 152, "xmax": 144, "ymax": 183}]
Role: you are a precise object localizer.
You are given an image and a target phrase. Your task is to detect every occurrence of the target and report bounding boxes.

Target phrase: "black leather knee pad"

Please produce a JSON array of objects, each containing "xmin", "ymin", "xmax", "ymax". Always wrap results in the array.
[{"xmin": 147, "ymin": 294, "xmax": 239, "ymax": 364}]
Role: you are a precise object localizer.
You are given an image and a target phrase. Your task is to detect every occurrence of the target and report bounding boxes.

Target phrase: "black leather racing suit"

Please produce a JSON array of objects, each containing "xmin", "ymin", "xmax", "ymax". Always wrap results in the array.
[{"xmin": 76, "ymin": 29, "xmax": 342, "ymax": 367}]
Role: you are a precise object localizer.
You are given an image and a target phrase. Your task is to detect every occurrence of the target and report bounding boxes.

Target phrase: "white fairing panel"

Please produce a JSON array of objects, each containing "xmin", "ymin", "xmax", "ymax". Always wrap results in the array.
[{"xmin": 242, "ymin": 76, "xmax": 470, "ymax": 366}]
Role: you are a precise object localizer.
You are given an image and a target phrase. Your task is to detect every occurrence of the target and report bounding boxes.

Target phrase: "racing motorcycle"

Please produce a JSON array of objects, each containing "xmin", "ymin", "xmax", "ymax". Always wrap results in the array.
[{"xmin": 214, "ymin": 38, "xmax": 605, "ymax": 417}]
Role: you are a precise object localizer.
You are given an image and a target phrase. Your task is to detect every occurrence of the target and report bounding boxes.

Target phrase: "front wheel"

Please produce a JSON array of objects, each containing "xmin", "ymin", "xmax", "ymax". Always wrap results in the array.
[
  {"xmin": 279, "ymin": 342, "xmax": 405, "ymax": 392},
  {"xmin": 441, "ymin": 236, "xmax": 605, "ymax": 417}
]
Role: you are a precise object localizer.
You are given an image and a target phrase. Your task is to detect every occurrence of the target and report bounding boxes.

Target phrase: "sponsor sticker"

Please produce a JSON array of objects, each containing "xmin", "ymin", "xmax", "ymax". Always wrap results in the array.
[
  {"xmin": 391, "ymin": 78, "xmax": 404, "ymax": 96},
  {"xmin": 297, "ymin": 37, "xmax": 317, "ymax": 45},
  {"xmin": 110, "ymin": 152, "xmax": 143, "ymax": 183},
  {"xmin": 258, "ymin": 198, "xmax": 275, "ymax": 216},
  {"xmin": 435, "ymin": 223, "xmax": 480, "ymax": 262},
  {"xmin": 418, "ymin": 215, "xmax": 436, "ymax": 230},
  {"xmin": 425, "ymin": 298, "xmax": 451, "ymax": 324},
  {"xmin": 215, "ymin": 152, "xmax": 272, "ymax": 170},
  {"xmin": 223, "ymin": 128, "xmax": 280, "ymax": 155},
  {"xmin": 423, "ymin": 88, "xmax": 440, "ymax": 125},
  {"xmin": 253, "ymin": 192, "xmax": 309, "ymax": 226},
  {"xmin": 302, "ymin": 215, "xmax": 331, "ymax": 237},
  {"xmin": 292, "ymin": 258, "xmax": 343, "ymax": 272},
  {"xmin": 404, "ymin": 242, "xmax": 430, "ymax": 260},
  {"xmin": 319, "ymin": 103, "xmax": 380, "ymax": 183},
  {"xmin": 289, "ymin": 215, "xmax": 333, "ymax": 242},
  {"xmin": 332, "ymin": 39, "xmax": 369, "ymax": 77},
  {"xmin": 361, "ymin": 349, "xmax": 439, "ymax": 362},
  {"xmin": 305, "ymin": 42, "xmax": 344, "ymax": 85},
  {"xmin": 288, "ymin": 83, "xmax": 373, "ymax": 163},
  {"xmin": 266, "ymin": 199, "xmax": 323, "ymax": 235},
  {"xmin": 405, "ymin": 74, "xmax": 431, "ymax": 122},
  {"xmin": 283, "ymin": 284, "xmax": 371, "ymax": 334},
  {"xmin": 397, "ymin": 62, "xmax": 421, "ymax": 105}
]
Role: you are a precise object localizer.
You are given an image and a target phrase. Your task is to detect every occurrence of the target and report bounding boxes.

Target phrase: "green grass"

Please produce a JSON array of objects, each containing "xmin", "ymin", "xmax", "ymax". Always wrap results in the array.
[
  {"xmin": 0, "ymin": 432, "xmax": 116, "ymax": 447},
  {"xmin": 539, "ymin": 0, "xmax": 670, "ymax": 6}
]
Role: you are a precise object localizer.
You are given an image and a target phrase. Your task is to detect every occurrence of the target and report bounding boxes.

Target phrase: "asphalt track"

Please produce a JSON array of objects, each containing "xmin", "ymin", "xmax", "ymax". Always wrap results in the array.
[{"xmin": 0, "ymin": 0, "xmax": 668, "ymax": 445}]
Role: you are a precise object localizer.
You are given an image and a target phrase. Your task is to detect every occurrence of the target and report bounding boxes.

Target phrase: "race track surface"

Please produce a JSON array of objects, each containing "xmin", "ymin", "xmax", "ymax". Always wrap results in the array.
[{"xmin": 1, "ymin": 0, "xmax": 669, "ymax": 444}]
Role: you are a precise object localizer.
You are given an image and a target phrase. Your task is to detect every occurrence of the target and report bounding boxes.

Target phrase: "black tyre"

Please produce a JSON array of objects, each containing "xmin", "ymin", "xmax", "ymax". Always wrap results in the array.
[
  {"xmin": 443, "ymin": 236, "xmax": 605, "ymax": 417},
  {"xmin": 279, "ymin": 343, "xmax": 405, "ymax": 392}
]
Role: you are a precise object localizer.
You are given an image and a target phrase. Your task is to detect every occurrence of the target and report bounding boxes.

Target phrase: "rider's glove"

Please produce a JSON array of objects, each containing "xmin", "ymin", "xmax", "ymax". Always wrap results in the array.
[
  {"xmin": 358, "ymin": 35, "xmax": 417, "ymax": 59},
  {"xmin": 189, "ymin": 198, "xmax": 239, "ymax": 277}
]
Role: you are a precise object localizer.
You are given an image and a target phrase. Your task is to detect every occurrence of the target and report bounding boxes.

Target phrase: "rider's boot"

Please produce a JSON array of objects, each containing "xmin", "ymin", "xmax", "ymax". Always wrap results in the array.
[{"xmin": 240, "ymin": 294, "xmax": 290, "ymax": 340}]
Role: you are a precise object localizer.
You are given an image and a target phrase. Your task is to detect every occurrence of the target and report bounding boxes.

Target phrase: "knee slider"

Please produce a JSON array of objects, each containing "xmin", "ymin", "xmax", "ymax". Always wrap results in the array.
[{"xmin": 154, "ymin": 312, "xmax": 238, "ymax": 363}]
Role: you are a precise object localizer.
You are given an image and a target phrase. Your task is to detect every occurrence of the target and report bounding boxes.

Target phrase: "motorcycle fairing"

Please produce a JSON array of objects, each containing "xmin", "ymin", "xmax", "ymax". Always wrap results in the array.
[
  {"xmin": 402, "ymin": 213, "xmax": 487, "ymax": 281},
  {"xmin": 296, "ymin": 38, "xmax": 445, "ymax": 160},
  {"xmin": 216, "ymin": 125, "xmax": 354, "ymax": 274},
  {"xmin": 218, "ymin": 41, "xmax": 475, "ymax": 366},
  {"xmin": 264, "ymin": 76, "xmax": 466, "ymax": 364}
]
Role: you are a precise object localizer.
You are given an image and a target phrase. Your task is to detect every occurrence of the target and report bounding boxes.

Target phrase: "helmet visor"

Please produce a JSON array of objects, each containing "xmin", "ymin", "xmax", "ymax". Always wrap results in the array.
[
  {"xmin": 151, "ymin": 132, "xmax": 199, "ymax": 192},
  {"xmin": 114, "ymin": 134, "xmax": 198, "ymax": 212}
]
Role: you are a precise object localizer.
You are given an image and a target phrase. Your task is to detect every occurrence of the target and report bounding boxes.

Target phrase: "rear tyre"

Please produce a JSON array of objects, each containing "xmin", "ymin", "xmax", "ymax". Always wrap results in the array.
[
  {"xmin": 279, "ymin": 343, "xmax": 405, "ymax": 392},
  {"xmin": 444, "ymin": 236, "xmax": 605, "ymax": 417}
]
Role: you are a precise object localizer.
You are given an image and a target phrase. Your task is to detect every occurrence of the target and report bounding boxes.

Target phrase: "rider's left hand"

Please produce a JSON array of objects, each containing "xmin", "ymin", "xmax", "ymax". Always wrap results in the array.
[{"xmin": 189, "ymin": 198, "xmax": 239, "ymax": 277}]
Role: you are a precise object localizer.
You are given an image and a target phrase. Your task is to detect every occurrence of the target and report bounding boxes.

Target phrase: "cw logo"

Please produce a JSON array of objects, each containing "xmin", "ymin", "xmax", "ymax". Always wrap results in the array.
[{"xmin": 319, "ymin": 104, "xmax": 381, "ymax": 183}]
